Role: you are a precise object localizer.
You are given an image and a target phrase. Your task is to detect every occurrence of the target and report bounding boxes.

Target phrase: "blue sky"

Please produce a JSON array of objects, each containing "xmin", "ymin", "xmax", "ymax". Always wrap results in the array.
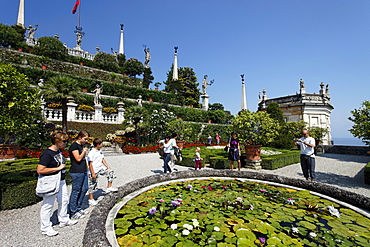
[{"xmin": 1, "ymin": 0, "xmax": 370, "ymax": 141}]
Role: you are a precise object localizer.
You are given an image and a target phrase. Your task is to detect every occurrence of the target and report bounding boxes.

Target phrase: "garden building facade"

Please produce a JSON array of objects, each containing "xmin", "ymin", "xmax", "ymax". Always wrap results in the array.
[{"xmin": 257, "ymin": 80, "xmax": 334, "ymax": 145}]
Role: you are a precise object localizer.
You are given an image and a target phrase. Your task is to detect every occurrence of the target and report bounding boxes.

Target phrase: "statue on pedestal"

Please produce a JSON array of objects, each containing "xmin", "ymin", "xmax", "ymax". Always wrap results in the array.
[
  {"xmin": 300, "ymin": 79, "xmax": 305, "ymax": 88},
  {"xmin": 202, "ymin": 75, "xmax": 213, "ymax": 95},
  {"xmin": 26, "ymin": 25, "xmax": 38, "ymax": 40},
  {"xmin": 92, "ymin": 83, "xmax": 103, "ymax": 105},
  {"xmin": 111, "ymin": 48, "xmax": 118, "ymax": 56}
]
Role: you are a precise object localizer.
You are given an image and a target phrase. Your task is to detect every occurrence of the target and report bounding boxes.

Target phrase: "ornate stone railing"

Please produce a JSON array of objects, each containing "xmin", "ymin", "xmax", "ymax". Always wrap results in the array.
[{"xmin": 42, "ymin": 100, "xmax": 125, "ymax": 124}]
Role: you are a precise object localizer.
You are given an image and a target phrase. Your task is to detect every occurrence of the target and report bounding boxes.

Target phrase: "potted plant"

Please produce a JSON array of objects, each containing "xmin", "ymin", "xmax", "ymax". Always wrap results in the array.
[
  {"xmin": 232, "ymin": 110, "xmax": 279, "ymax": 164},
  {"xmin": 0, "ymin": 64, "xmax": 41, "ymax": 159},
  {"xmin": 307, "ymin": 127, "xmax": 329, "ymax": 145},
  {"xmin": 166, "ymin": 119, "xmax": 192, "ymax": 149},
  {"xmin": 154, "ymin": 82, "xmax": 162, "ymax": 91}
]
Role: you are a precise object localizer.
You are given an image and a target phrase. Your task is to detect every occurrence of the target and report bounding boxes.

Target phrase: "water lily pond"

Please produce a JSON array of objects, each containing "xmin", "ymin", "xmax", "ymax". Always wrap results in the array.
[{"xmin": 114, "ymin": 179, "xmax": 370, "ymax": 246}]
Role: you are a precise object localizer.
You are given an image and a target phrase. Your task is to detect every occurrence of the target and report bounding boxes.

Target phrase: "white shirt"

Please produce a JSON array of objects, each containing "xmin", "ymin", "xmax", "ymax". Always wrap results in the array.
[
  {"xmin": 163, "ymin": 138, "xmax": 177, "ymax": 154},
  {"xmin": 87, "ymin": 148, "xmax": 105, "ymax": 173},
  {"xmin": 298, "ymin": 137, "xmax": 316, "ymax": 156}
]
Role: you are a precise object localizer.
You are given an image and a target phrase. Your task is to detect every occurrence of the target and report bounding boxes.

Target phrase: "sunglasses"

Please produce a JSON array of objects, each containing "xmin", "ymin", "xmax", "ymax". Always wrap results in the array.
[{"xmin": 63, "ymin": 140, "xmax": 68, "ymax": 143}]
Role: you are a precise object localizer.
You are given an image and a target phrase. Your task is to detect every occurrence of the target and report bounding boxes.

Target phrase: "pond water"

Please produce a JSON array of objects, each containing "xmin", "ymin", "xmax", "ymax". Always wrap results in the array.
[{"xmin": 113, "ymin": 178, "xmax": 370, "ymax": 247}]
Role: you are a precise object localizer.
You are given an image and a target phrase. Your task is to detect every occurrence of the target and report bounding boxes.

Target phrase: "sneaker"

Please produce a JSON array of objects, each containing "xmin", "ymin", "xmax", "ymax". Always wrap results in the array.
[
  {"xmin": 79, "ymin": 209, "xmax": 90, "ymax": 215},
  {"xmin": 106, "ymin": 187, "xmax": 118, "ymax": 193},
  {"xmin": 71, "ymin": 211, "xmax": 85, "ymax": 220},
  {"xmin": 88, "ymin": 199, "xmax": 98, "ymax": 206},
  {"xmin": 59, "ymin": 219, "xmax": 78, "ymax": 228},
  {"xmin": 42, "ymin": 229, "xmax": 59, "ymax": 237}
]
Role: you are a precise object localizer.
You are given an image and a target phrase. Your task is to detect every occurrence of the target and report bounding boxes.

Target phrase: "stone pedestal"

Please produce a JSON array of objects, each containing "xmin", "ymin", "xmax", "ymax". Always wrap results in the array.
[
  {"xmin": 245, "ymin": 159, "xmax": 262, "ymax": 170},
  {"xmin": 117, "ymin": 101, "xmax": 125, "ymax": 123},
  {"xmin": 67, "ymin": 97, "xmax": 78, "ymax": 121},
  {"xmin": 94, "ymin": 104, "xmax": 103, "ymax": 122},
  {"xmin": 201, "ymin": 94, "xmax": 210, "ymax": 110}
]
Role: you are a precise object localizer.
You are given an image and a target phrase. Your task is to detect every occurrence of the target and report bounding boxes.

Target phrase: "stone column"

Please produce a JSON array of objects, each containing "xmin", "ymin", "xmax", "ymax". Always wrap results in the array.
[
  {"xmin": 172, "ymin": 47, "xmax": 178, "ymax": 80},
  {"xmin": 117, "ymin": 101, "xmax": 125, "ymax": 123},
  {"xmin": 241, "ymin": 74, "xmax": 247, "ymax": 111},
  {"xmin": 94, "ymin": 104, "xmax": 103, "ymax": 122},
  {"xmin": 118, "ymin": 24, "xmax": 124, "ymax": 55},
  {"xmin": 17, "ymin": 0, "xmax": 24, "ymax": 27},
  {"xmin": 201, "ymin": 94, "xmax": 210, "ymax": 111},
  {"xmin": 67, "ymin": 97, "xmax": 78, "ymax": 121}
]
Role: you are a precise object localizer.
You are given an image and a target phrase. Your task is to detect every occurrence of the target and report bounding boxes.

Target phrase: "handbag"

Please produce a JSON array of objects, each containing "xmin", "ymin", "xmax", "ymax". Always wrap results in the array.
[
  {"xmin": 158, "ymin": 146, "xmax": 165, "ymax": 156},
  {"xmin": 224, "ymin": 146, "xmax": 229, "ymax": 152},
  {"xmin": 35, "ymin": 172, "xmax": 61, "ymax": 197}
]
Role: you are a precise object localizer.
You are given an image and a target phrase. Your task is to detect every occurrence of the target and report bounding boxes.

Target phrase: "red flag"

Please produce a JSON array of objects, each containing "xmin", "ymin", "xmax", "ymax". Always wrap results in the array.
[{"xmin": 72, "ymin": 0, "xmax": 80, "ymax": 14}]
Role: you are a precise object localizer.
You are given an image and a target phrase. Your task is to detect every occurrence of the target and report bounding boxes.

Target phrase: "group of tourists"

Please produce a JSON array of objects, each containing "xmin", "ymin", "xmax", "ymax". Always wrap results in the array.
[
  {"xmin": 36, "ymin": 131, "xmax": 118, "ymax": 237},
  {"xmin": 194, "ymin": 130, "xmax": 316, "ymax": 181},
  {"xmin": 207, "ymin": 133, "xmax": 222, "ymax": 145}
]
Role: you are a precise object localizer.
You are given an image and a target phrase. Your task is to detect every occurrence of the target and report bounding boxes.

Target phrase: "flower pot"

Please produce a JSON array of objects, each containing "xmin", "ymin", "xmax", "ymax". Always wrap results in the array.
[
  {"xmin": 0, "ymin": 144, "xmax": 20, "ymax": 159},
  {"xmin": 79, "ymin": 62, "xmax": 83, "ymax": 66},
  {"xmin": 41, "ymin": 65, "xmax": 47, "ymax": 70},
  {"xmin": 189, "ymin": 105, "xmax": 193, "ymax": 108},
  {"xmin": 208, "ymin": 120, "xmax": 212, "ymax": 123},
  {"xmin": 244, "ymin": 144, "xmax": 262, "ymax": 161},
  {"xmin": 155, "ymin": 88, "xmax": 159, "ymax": 91},
  {"xmin": 18, "ymin": 48, "xmax": 23, "ymax": 52},
  {"xmin": 82, "ymin": 88, "xmax": 88, "ymax": 92},
  {"xmin": 176, "ymin": 140, "xmax": 185, "ymax": 149},
  {"xmin": 148, "ymin": 98, "xmax": 153, "ymax": 102}
]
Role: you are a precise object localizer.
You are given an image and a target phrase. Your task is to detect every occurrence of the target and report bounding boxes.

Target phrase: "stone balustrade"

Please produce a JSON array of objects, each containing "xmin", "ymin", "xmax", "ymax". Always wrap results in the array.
[{"xmin": 41, "ymin": 100, "xmax": 125, "ymax": 124}]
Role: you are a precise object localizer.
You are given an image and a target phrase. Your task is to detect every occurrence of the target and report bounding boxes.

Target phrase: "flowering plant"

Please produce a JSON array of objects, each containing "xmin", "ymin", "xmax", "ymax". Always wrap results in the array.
[{"xmin": 103, "ymin": 107, "xmax": 117, "ymax": 114}]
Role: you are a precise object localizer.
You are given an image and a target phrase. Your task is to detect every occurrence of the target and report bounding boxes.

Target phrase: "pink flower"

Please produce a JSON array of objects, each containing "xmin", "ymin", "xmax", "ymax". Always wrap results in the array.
[
  {"xmin": 159, "ymin": 199, "xmax": 164, "ymax": 203},
  {"xmin": 259, "ymin": 189, "xmax": 267, "ymax": 192}
]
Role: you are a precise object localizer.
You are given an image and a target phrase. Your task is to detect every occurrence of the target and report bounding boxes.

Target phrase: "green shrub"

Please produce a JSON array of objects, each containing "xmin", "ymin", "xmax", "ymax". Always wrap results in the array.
[
  {"xmin": 365, "ymin": 162, "xmax": 370, "ymax": 185},
  {"xmin": 261, "ymin": 152, "xmax": 300, "ymax": 170},
  {"xmin": 0, "ymin": 158, "xmax": 72, "ymax": 210}
]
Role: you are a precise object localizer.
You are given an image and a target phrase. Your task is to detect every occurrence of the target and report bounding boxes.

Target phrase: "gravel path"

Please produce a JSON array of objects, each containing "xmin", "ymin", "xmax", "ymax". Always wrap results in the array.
[{"xmin": 0, "ymin": 152, "xmax": 369, "ymax": 247}]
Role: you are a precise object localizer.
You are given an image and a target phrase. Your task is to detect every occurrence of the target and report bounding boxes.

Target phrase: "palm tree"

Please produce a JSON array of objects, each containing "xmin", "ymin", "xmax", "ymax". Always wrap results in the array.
[
  {"xmin": 123, "ymin": 106, "xmax": 150, "ymax": 146},
  {"xmin": 41, "ymin": 75, "xmax": 84, "ymax": 132}
]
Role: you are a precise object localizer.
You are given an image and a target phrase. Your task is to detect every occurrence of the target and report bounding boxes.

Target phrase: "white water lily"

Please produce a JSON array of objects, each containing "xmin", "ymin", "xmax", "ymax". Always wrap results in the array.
[
  {"xmin": 309, "ymin": 232, "xmax": 317, "ymax": 238},
  {"xmin": 214, "ymin": 226, "xmax": 220, "ymax": 231},
  {"xmin": 182, "ymin": 229, "xmax": 190, "ymax": 235},
  {"xmin": 327, "ymin": 205, "xmax": 340, "ymax": 218},
  {"xmin": 292, "ymin": 227, "xmax": 299, "ymax": 234},
  {"xmin": 193, "ymin": 221, "xmax": 199, "ymax": 227},
  {"xmin": 171, "ymin": 224, "xmax": 178, "ymax": 230}
]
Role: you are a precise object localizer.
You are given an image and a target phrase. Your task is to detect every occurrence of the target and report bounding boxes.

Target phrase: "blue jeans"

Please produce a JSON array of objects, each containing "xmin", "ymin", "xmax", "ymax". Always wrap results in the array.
[
  {"xmin": 69, "ymin": 172, "xmax": 88, "ymax": 215},
  {"xmin": 300, "ymin": 155, "xmax": 315, "ymax": 179},
  {"xmin": 163, "ymin": 153, "xmax": 172, "ymax": 173}
]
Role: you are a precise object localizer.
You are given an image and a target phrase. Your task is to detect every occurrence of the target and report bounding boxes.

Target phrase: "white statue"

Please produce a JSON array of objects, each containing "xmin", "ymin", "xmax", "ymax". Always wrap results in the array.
[
  {"xmin": 92, "ymin": 83, "xmax": 103, "ymax": 105},
  {"xmin": 137, "ymin": 95, "xmax": 142, "ymax": 107},
  {"xmin": 26, "ymin": 25, "xmax": 38, "ymax": 40},
  {"xmin": 144, "ymin": 46, "xmax": 151, "ymax": 68},
  {"xmin": 202, "ymin": 75, "xmax": 213, "ymax": 95}
]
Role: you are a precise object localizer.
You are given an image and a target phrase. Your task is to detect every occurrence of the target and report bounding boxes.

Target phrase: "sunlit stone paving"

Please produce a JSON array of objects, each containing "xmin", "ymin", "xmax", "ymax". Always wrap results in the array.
[{"xmin": 115, "ymin": 179, "xmax": 370, "ymax": 246}]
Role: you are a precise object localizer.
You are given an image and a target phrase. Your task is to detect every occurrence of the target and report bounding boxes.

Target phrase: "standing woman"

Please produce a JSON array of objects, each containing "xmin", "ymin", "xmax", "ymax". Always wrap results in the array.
[
  {"xmin": 162, "ymin": 135, "xmax": 173, "ymax": 173},
  {"xmin": 69, "ymin": 130, "xmax": 89, "ymax": 219},
  {"xmin": 228, "ymin": 131, "xmax": 241, "ymax": 171},
  {"xmin": 37, "ymin": 132, "xmax": 77, "ymax": 237}
]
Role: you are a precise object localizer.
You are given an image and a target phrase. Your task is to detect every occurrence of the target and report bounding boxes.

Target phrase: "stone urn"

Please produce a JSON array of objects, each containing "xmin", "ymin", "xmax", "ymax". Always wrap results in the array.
[{"xmin": 244, "ymin": 144, "xmax": 262, "ymax": 170}]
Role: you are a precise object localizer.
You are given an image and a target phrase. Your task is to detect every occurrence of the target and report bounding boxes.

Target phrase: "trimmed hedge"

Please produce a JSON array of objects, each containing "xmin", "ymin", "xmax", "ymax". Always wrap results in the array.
[
  {"xmin": 365, "ymin": 162, "xmax": 370, "ymax": 185},
  {"xmin": 0, "ymin": 158, "xmax": 71, "ymax": 210},
  {"xmin": 261, "ymin": 152, "xmax": 300, "ymax": 170}
]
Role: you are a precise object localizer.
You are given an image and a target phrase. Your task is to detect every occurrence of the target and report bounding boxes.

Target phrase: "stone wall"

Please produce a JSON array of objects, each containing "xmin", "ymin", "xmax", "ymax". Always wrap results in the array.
[{"xmin": 321, "ymin": 145, "xmax": 370, "ymax": 156}]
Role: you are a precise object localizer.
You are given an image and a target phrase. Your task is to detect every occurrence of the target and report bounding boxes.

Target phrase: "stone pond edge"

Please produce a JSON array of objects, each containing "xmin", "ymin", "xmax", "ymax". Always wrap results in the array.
[{"xmin": 83, "ymin": 169, "xmax": 370, "ymax": 247}]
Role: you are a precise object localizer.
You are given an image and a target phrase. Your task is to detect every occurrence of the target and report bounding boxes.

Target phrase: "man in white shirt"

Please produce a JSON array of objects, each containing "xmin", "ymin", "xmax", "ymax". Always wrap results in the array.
[{"xmin": 294, "ymin": 130, "xmax": 316, "ymax": 181}]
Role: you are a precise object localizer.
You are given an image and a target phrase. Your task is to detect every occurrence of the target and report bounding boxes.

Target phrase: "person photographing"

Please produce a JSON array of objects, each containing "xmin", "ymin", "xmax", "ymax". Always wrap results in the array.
[{"xmin": 294, "ymin": 129, "xmax": 316, "ymax": 181}]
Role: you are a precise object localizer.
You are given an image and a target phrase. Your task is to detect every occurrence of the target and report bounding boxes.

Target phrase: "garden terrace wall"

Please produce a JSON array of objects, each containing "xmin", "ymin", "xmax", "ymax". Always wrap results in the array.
[
  {"xmin": 365, "ymin": 162, "xmax": 370, "ymax": 185},
  {"xmin": 322, "ymin": 145, "xmax": 370, "ymax": 156},
  {"xmin": 83, "ymin": 170, "xmax": 370, "ymax": 246}
]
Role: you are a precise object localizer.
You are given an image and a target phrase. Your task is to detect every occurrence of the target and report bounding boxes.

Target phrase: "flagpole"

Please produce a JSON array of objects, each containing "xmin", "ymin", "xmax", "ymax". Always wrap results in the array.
[{"xmin": 78, "ymin": 0, "xmax": 81, "ymax": 27}]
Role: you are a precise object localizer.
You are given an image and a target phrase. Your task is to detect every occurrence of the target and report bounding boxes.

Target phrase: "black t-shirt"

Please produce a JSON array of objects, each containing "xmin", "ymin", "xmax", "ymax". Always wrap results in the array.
[
  {"xmin": 39, "ymin": 149, "xmax": 66, "ymax": 180},
  {"xmin": 69, "ymin": 142, "xmax": 87, "ymax": 173}
]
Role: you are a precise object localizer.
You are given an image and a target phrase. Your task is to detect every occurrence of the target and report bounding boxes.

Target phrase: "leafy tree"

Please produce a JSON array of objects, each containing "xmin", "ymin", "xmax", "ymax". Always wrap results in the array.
[
  {"xmin": 164, "ymin": 67, "xmax": 200, "ymax": 106},
  {"xmin": 142, "ymin": 67, "xmax": 154, "ymax": 89},
  {"xmin": 117, "ymin": 53, "xmax": 126, "ymax": 68},
  {"xmin": 209, "ymin": 103, "xmax": 225, "ymax": 111},
  {"xmin": 31, "ymin": 36, "xmax": 68, "ymax": 60},
  {"xmin": 269, "ymin": 121, "xmax": 306, "ymax": 149},
  {"xmin": 0, "ymin": 23, "xmax": 24, "ymax": 48},
  {"xmin": 93, "ymin": 52, "xmax": 119, "ymax": 72},
  {"xmin": 123, "ymin": 106, "xmax": 150, "ymax": 146},
  {"xmin": 266, "ymin": 102, "xmax": 285, "ymax": 124},
  {"xmin": 17, "ymin": 112, "xmax": 50, "ymax": 149},
  {"xmin": 122, "ymin": 58, "xmax": 144, "ymax": 77},
  {"xmin": 41, "ymin": 75, "xmax": 84, "ymax": 132},
  {"xmin": 348, "ymin": 100, "xmax": 370, "ymax": 145},
  {"xmin": 147, "ymin": 109, "xmax": 177, "ymax": 142},
  {"xmin": 207, "ymin": 110, "xmax": 227, "ymax": 124},
  {"xmin": 233, "ymin": 110, "xmax": 280, "ymax": 146},
  {"xmin": 166, "ymin": 119, "xmax": 193, "ymax": 141},
  {"xmin": 0, "ymin": 64, "xmax": 41, "ymax": 143}
]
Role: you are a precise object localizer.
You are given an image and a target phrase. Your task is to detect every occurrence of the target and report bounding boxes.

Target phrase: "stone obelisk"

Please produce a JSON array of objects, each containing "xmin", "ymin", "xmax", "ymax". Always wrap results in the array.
[
  {"xmin": 17, "ymin": 0, "xmax": 25, "ymax": 27},
  {"xmin": 172, "ymin": 46, "xmax": 178, "ymax": 80},
  {"xmin": 241, "ymin": 74, "xmax": 247, "ymax": 111},
  {"xmin": 118, "ymin": 24, "xmax": 124, "ymax": 55}
]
